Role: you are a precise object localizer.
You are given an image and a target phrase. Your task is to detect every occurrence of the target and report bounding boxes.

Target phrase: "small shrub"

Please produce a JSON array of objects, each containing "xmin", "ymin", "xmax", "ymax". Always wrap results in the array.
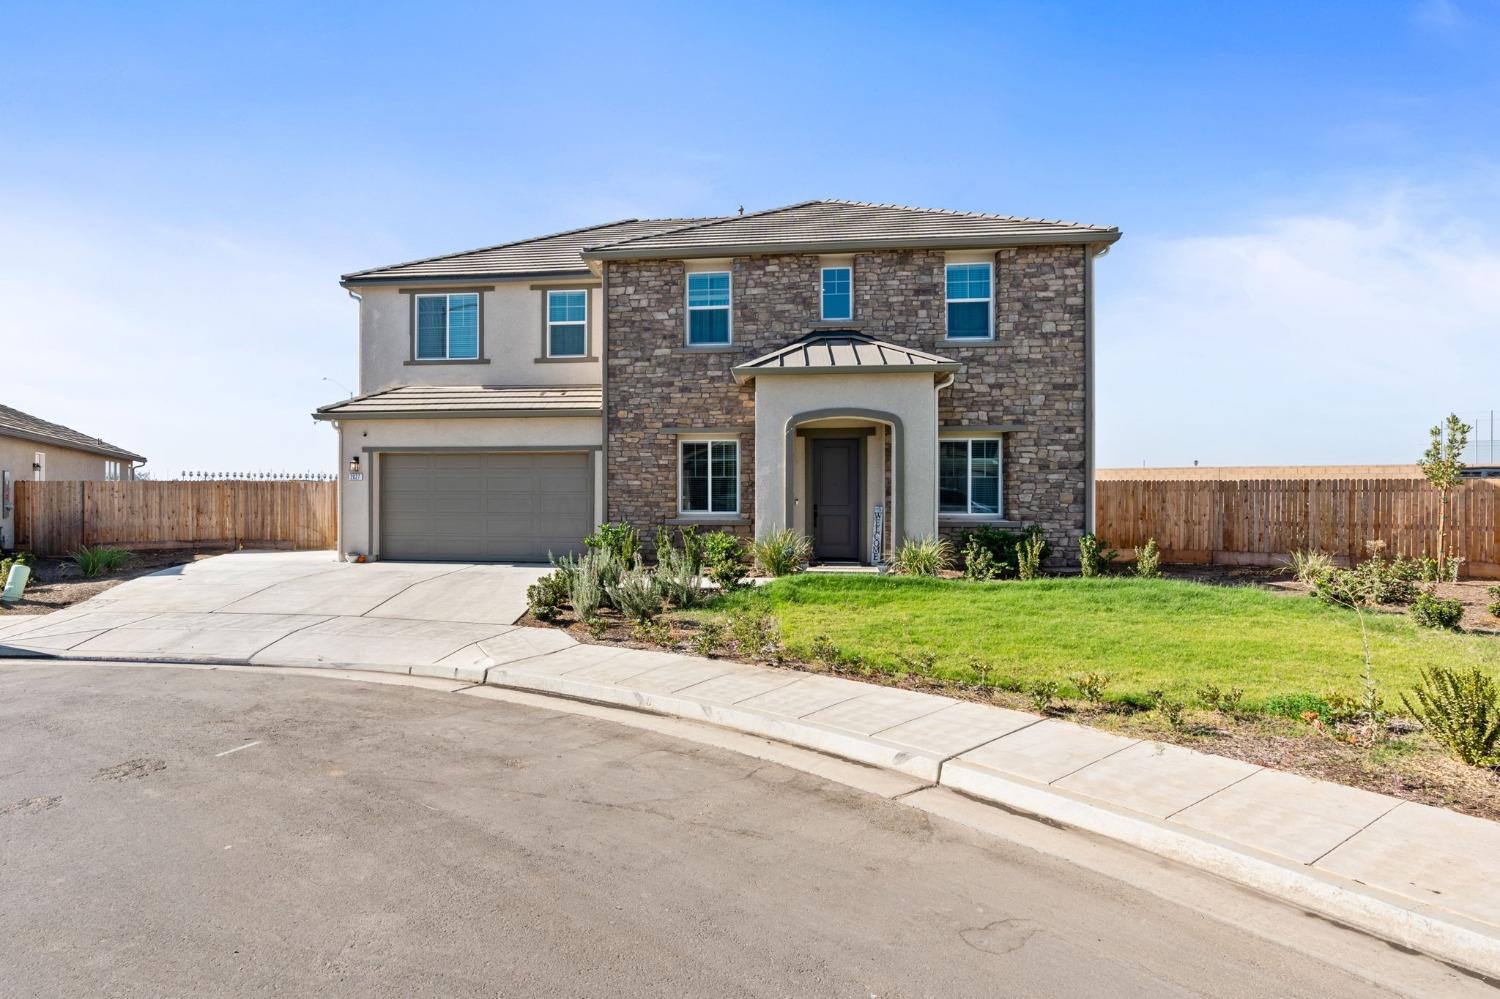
[
  {"xmin": 1264, "ymin": 692, "xmax": 1332, "ymax": 719},
  {"xmin": 585, "ymin": 617, "xmax": 610, "ymax": 639},
  {"xmin": 653, "ymin": 544, "xmax": 703, "ymax": 609},
  {"xmin": 631, "ymin": 618, "xmax": 674, "ymax": 647},
  {"xmin": 1147, "ymin": 688, "xmax": 1186, "ymax": 730},
  {"xmin": 1411, "ymin": 590, "xmax": 1463, "ymax": 630},
  {"xmin": 896, "ymin": 649, "xmax": 939, "ymax": 678},
  {"xmin": 690, "ymin": 620, "xmax": 726, "ymax": 658},
  {"xmin": 606, "ymin": 563, "xmax": 665, "ymax": 623},
  {"xmin": 1016, "ymin": 531, "xmax": 1046, "ymax": 580},
  {"xmin": 962, "ymin": 537, "xmax": 1001, "ymax": 581},
  {"xmin": 569, "ymin": 551, "xmax": 608, "ymax": 620},
  {"xmin": 584, "ymin": 522, "xmax": 640, "ymax": 564},
  {"xmin": 809, "ymin": 633, "xmax": 842, "ymax": 669},
  {"xmin": 888, "ymin": 535, "xmax": 953, "ymax": 577},
  {"xmin": 1196, "ymin": 683, "xmax": 1244, "ymax": 715},
  {"xmin": 1488, "ymin": 584, "xmax": 1500, "ymax": 619},
  {"xmin": 1027, "ymin": 679, "xmax": 1060, "ymax": 714},
  {"xmin": 71, "ymin": 545, "xmax": 130, "ymax": 578},
  {"xmin": 1077, "ymin": 534, "xmax": 1117, "ymax": 578},
  {"xmin": 0, "ymin": 551, "xmax": 37, "ymax": 592},
  {"xmin": 1401, "ymin": 666, "xmax": 1500, "ymax": 766},
  {"xmin": 727, "ymin": 612, "xmax": 783, "ymax": 662},
  {"xmin": 958, "ymin": 525, "xmax": 1050, "ymax": 577},
  {"xmin": 526, "ymin": 571, "xmax": 569, "ymax": 621},
  {"xmin": 1133, "ymin": 538, "xmax": 1161, "ymax": 579},
  {"xmin": 1286, "ymin": 549, "xmax": 1333, "ymax": 585},
  {"xmin": 1071, "ymin": 671, "xmax": 1110, "ymax": 705},
  {"xmin": 549, "ymin": 551, "xmax": 581, "ymax": 590},
  {"xmin": 700, "ymin": 532, "xmax": 749, "ymax": 591},
  {"xmin": 752, "ymin": 529, "xmax": 812, "ymax": 577}
]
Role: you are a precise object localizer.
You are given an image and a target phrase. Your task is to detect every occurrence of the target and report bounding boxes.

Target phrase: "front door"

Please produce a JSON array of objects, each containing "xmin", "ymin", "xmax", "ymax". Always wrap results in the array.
[{"xmin": 810, "ymin": 437, "xmax": 861, "ymax": 561}]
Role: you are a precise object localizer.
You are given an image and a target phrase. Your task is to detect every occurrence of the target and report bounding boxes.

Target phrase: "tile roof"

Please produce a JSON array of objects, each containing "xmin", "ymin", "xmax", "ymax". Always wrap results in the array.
[
  {"xmin": 340, "ymin": 217, "xmax": 723, "ymax": 284},
  {"xmin": 0, "ymin": 403, "xmax": 146, "ymax": 462},
  {"xmin": 584, "ymin": 199, "xmax": 1120, "ymax": 259},
  {"xmin": 732, "ymin": 333, "xmax": 962, "ymax": 384},
  {"xmin": 313, "ymin": 385, "xmax": 603, "ymax": 419}
]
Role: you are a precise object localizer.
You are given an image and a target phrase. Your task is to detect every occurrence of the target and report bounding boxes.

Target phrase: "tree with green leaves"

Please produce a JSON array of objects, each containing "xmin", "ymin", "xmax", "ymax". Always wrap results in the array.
[{"xmin": 1417, "ymin": 413, "xmax": 1471, "ymax": 577}]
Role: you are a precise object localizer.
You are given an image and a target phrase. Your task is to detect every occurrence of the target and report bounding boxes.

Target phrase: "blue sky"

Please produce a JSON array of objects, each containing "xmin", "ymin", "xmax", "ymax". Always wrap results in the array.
[{"xmin": 3, "ymin": 1, "xmax": 1498, "ymax": 475}]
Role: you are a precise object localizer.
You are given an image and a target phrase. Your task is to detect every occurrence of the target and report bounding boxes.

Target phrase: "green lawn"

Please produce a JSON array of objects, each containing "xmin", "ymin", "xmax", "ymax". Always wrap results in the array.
[{"xmin": 698, "ymin": 574, "xmax": 1499, "ymax": 709}]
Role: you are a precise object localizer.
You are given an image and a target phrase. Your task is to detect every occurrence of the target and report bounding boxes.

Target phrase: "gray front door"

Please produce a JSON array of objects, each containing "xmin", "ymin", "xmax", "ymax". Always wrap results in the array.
[
  {"xmin": 379, "ymin": 452, "xmax": 592, "ymax": 562},
  {"xmin": 810, "ymin": 438, "xmax": 861, "ymax": 561}
]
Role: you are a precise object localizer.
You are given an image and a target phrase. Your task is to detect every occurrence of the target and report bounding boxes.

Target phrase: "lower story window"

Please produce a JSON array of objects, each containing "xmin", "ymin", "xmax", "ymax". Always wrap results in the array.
[
  {"xmin": 939, "ymin": 438, "xmax": 1001, "ymax": 514},
  {"xmin": 680, "ymin": 439, "xmax": 739, "ymax": 514}
]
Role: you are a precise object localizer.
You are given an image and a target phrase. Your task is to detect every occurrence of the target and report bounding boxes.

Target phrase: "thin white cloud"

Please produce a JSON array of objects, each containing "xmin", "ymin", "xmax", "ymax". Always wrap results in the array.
[
  {"xmin": 1097, "ymin": 183, "xmax": 1500, "ymax": 467},
  {"xmin": 1413, "ymin": 0, "xmax": 1465, "ymax": 31}
]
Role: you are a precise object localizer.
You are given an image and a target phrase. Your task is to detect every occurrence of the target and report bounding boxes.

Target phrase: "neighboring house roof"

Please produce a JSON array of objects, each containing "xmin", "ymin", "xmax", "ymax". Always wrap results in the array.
[
  {"xmin": 732, "ymin": 333, "xmax": 963, "ymax": 385},
  {"xmin": 340, "ymin": 217, "xmax": 723, "ymax": 285},
  {"xmin": 584, "ymin": 199, "xmax": 1121, "ymax": 260},
  {"xmin": 313, "ymin": 385, "xmax": 603, "ymax": 420},
  {"xmin": 0, "ymin": 403, "xmax": 146, "ymax": 462}
]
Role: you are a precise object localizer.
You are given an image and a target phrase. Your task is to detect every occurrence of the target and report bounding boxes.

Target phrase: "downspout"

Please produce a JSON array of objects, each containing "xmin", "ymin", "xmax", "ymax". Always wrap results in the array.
[
  {"xmin": 599, "ymin": 264, "xmax": 610, "ymax": 530},
  {"xmin": 1084, "ymin": 245, "xmax": 1102, "ymax": 536},
  {"xmin": 338, "ymin": 286, "xmax": 361, "ymax": 562}
]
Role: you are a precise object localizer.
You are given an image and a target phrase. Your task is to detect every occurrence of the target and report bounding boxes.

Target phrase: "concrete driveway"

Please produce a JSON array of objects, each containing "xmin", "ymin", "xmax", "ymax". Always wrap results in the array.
[{"xmin": 0, "ymin": 552, "xmax": 559, "ymax": 676}]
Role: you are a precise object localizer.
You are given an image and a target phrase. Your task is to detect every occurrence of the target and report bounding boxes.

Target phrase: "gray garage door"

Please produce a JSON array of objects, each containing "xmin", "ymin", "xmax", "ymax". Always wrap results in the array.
[{"xmin": 379, "ymin": 452, "xmax": 593, "ymax": 562}]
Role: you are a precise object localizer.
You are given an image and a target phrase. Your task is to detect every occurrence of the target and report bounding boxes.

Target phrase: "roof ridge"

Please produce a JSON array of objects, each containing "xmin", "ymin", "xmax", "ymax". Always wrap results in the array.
[
  {"xmin": 816, "ymin": 198, "xmax": 1115, "ymax": 231},
  {"xmin": 581, "ymin": 199, "xmax": 827, "ymax": 252},
  {"xmin": 341, "ymin": 218, "xmax": 649, "ymax": 280}
]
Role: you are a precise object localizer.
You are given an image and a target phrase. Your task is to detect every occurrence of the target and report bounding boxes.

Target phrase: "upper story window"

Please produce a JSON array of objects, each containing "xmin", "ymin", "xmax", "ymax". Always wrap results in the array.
[
  {"xmin": 104, "ymin": 460, "xmax": 121, "ymax": 481},
  {"xmin": 945, "ymin": 262, "xmax": 993, "ymax": 339},
  {"xmin": 546, "ymin": 290, "xmax": 588, "ymax": 358},
  {"xmin": 821, "ymin": 266, "xmax": 852, "ymax": 321},
  {"xmin": 686, "ymin": 271, "xmax": 731, "ymax": 345},
  {"xmin": 415, "ymin": 292, "xmax": 480, "ymax": 360},
  {"xmin": 680, "ymin": 439, "xmax": 739, "ymax": 514},
  {"xmin": 939, "ymin": 438, "xmax": 1001, "ymax": 514}
]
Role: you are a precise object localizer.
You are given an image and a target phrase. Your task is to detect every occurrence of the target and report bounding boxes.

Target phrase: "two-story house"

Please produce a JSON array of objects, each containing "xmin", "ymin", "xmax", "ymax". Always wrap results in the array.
[{"xmin": 316, "ymin": 200, "xmax": 1119, "ymax": 565}]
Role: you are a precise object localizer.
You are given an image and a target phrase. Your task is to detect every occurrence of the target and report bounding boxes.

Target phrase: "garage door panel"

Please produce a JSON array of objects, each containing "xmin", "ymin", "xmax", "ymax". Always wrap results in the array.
[{"xmin": 379, "ymin": 452, "xmax": 593, "ymax": 562}]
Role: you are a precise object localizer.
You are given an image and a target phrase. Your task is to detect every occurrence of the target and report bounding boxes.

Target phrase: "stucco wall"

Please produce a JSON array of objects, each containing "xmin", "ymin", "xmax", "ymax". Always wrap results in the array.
[
  {"xmin": 0, "ymin": 437, "xmax": 123, "ymax": 550},
  {"xmin": 336, "ymin": 415, "xmax": 603, "ymax": 559},
  {"xmin": 355, "ymin": 280, "xmax": 604, "ymax": 394}
]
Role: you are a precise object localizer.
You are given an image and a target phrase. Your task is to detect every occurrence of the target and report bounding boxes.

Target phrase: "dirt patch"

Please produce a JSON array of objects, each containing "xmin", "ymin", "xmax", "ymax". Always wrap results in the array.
[
  {"xmin": 0, "ymin": 795, "xmax": 62, "ymax": 817},
  {"xmin": 0, "ymin": 549, "xmax": 226, "ymax": 617},
  {"xmin": 523, "ymin": 605, "xmax": 1500, "ymax": 821},
  {"xmin": 94, "ymin": 758, "xmax": 166, "ymax": 781}
]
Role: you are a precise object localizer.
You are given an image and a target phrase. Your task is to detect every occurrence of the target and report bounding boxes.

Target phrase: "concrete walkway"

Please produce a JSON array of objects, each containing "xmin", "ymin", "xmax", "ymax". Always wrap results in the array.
[{"xmin": 2, "ymin": 550, "xmax": 1498, "ymax": 976}]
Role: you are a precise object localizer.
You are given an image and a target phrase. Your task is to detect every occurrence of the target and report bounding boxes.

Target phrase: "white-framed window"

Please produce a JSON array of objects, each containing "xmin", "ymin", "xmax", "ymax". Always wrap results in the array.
[
  {"xmin": 679, "ymin": 439, "xmax": 739, "ymax": 514},
  {"xmin": 820, "ymin": 266, "xmax": 852, "ymax": 321},
  {"xmin": 686, "ymin": 271, "xmax": 732, "ymax": 345},
  {"xmin": 939, "ymin": 438, "xmax": 1001, "ymax": 514},
  {"xmin": 33, "ymin": 452, "xmax": 45, "ymax": 481},
  {"xmin": 104, "ymin": 460, "xmax": 121, "ymax": 481},
  {"xmin": 945, "ymin": 262, "xmax": 993, "ymax": 339},
  {"xmin": 546, "ymin": 289, "xmax": 588, "ymax": 357},
  {"xmin": 415, "ymin": 292, "xmax": 480, "ymax": 360}
]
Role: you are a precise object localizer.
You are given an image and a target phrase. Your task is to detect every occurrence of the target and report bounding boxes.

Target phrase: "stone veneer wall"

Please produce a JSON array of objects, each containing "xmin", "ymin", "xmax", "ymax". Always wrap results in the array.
[{"xmin": 605, "ymin": 246, "xmax": 1087, "ymax": 563}]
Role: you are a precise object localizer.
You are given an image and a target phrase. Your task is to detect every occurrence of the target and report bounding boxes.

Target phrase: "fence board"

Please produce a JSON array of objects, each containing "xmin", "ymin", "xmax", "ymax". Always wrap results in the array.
[
  {"xmin": 14, "ymin": 480, "xmax": 336, "ymax": 556},
  {"xmin": 1096, "ymin": 477, "xmax": 1500, "ymax": 579}
]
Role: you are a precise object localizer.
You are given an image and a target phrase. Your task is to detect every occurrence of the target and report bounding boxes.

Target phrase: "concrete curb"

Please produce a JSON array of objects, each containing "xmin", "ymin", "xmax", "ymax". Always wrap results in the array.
[{"xmin": 483, "ymin": 663, "xmax": 1500, "ymax": 981}]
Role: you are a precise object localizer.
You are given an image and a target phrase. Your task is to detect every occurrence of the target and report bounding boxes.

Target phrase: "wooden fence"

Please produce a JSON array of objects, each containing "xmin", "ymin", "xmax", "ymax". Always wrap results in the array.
[
  {"xmin": 14, "ymin": 480, "xmax": 337, "ymax": 556},
  {"xmin": 1095, "ymin": 477, "xmax": 1500, "ymax": 579}
]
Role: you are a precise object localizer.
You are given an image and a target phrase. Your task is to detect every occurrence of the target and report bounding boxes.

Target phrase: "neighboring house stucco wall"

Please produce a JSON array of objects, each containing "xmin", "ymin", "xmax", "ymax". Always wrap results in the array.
[
  {"xmin": 0, "ymin": 437, "xmax": 124, "ymax": 550},
  {"xmin": 357, "ymin": 281, "xmax": 604, "ymax": 394},
  {"xmin": 335, "ymin": 415, "xmax": 603, "ymax": 559}
]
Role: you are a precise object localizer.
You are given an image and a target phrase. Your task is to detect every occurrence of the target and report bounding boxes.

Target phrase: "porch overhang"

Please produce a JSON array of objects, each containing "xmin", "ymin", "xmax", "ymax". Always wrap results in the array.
[{"xmin": 732, "ymin": 332, "xmax": 962, "ymax": 386}]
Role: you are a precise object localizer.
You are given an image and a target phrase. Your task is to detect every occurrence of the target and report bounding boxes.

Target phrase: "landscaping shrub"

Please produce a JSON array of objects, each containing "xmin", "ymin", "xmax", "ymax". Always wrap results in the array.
[
  {"xmin": 888, "ymin": 535, "xmax": 953, "ymax": 577},
  {"xmin": 1411, "ymin": 590, "xmax": 1463, "ymax": 630},
  {"xmin": 1401, "ymin": 666, "xmax": 1500, "ymax": 766},
  {"xmin": 1016, "ymin": 532, "xmax": 1045, "ymax": 580},
  {"xmin": 526, "ymin": 571, "xmax": 569, "ymax": 621},
  {"xmin": 727, "ymin": 612, "xmax": 784, "ymax": 662},
  {"xmin": 569, "ymin": 549, "xmax": 609, "ymax": 621},
  {"xmin": 1133, "ymin": 538, "xmax": 1161, "ymax": 579},
  {"xmin": 655, "ymin": 524, "xmax": 705, "ymax": 572},
  {"xmin": 584, "ymin": 522, "xmax": 640, "ymax": 564},
  {"xmin": 752, "ymin": 529, "xmax": 811, "ymax": 577},
  {"xmin": 71, "ymin": 545, "xmax": 130, "ymax": 578},
  {"xmin": 1147, "ymin": 688, "xmax": 1187, "ymax": 730},
  {"xmin": 1311, "ymin": 544, "xmax": 1421, "ymax": 608},
  {"xmin": 605, "ymin": 563, "xmax": 665, "ymax": 623},
  {"xmin": 689, "ymin": 620, "xmax": 726, "ymax": 657},
  {"xmin": 699, "ymin": 532, "xmax": 749, "ymax": 591},
  {"xmin": 1077, "ymin": 534, "xmax": 1117, "ymax": 578},
  {"xmin": 631, "ymin": 618, "xmax": 673, "ymax": 646},
  {"xmin": 1071, "ymin": 671, "xmax": 1110, "ymax": 705},
  {"xmin": 957, "ymin": 525, "xmax": 1051, "ymax": 578},
  {"xmin": 1196, "ymin": 683, "xmax": 1244, "ymax": 715},
  {"xmin": 1027, "ymin": 678, "xmax": 1060, "ymax": 713},
  {"xmin": 653, "ymin": 544, "xmax": 703, "ymax": 608},
  {"xmin": 1488, "ymin": 584, "xmax": 1500, "ymax": 619},
  {"xmin": 0, "ymin": 551, "xmax": 36, "ymax": 592},
  {"xmin": 1286, "ymin": 549, "xmax": 1333, "ymax": 585},
  {"xmin": 961, "ymin": 537, "xmax": 1001, "ymax": 581}
]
